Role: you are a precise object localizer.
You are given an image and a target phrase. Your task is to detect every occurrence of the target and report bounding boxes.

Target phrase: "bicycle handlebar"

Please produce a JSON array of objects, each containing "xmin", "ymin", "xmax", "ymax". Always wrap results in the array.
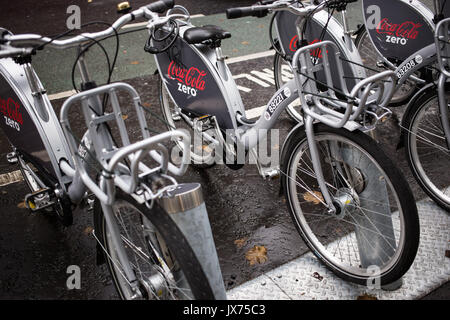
[
  {"xmin": 226, "ymin": 0, "xmax": 357, "ymax": 20},
  {"xmin": 147, "ymin": 0, "xmax": 175, "ymax": 14},
  {"xmin": 0, "ymin": 0, "xmax": 178, "ymax": 56}
]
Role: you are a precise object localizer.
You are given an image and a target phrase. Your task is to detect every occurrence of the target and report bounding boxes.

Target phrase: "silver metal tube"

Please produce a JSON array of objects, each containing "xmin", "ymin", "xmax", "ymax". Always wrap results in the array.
[{"xmin": 159, "ymin": 183, "xmax": 227, "ymax": 300}]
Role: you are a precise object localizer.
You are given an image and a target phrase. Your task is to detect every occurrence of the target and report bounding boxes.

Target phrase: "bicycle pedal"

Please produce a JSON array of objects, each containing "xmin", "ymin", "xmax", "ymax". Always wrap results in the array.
[
  {"xmin": 24, "ymin": 188, "xmax": 55, "ymax": 212},
  {"xmin": 262, "ymin": 167, "xmax": 280, "ymax": 180},
  {"xmin": 6, "ymin": 152, "xmax": 18, "ymax": 164}
]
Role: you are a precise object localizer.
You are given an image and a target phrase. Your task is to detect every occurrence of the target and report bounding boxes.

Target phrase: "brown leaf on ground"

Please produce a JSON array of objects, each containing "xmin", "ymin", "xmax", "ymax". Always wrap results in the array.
[
  {"xmin": 245, "ymin": 245, "xmax": 267, "ymax": 266},
  {"xmin": 241, "ymin": 41, "xmax": 249, "ymax": 45},
  {"xmin": 130, "ymin": 61, "xmax": 140, "ymax": 65},
  {"xmin": 234, "ymin": 237, "xmax": 248, "ymax": 249},
  {"xmin": 17, "ymin": 201, "xmax": 26, "ymax": 209},
  {"xmin": 141, "ymin": 102, "xmax": 151, "ymax": 108},
  {"xmin": 357, "ymin": 293, "xmax": 378, "ymax": 300},
  {"xmin": 121, "ymin": 114, "xmax": 129, "ymax": 120},
  {"xmin": 303, "ymin": 191, "xmax": 324, "ymax": 205}
]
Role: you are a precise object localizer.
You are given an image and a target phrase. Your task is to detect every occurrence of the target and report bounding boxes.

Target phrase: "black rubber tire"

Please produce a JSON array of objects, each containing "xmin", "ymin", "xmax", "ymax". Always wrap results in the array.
[
  {"xmin": 403, "ymin": 90, "xmax": 450, "ymax": 212},
  {"xmin": 281, "ymin": 123, "xmax": 420, "ymax": 285},
  {"xmin": 94, "ymin": 190, "xmax": 215, "ymax": 300},
  {"xmin": 354, "ymin": 26, "xmax": 420, "ymax": 107}
]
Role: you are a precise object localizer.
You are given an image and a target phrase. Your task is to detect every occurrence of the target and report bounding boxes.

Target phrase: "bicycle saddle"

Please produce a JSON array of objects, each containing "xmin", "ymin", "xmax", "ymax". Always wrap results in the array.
[{"xmin": 183, "ymin": 25, "xmax": 231, "ymax": 45}]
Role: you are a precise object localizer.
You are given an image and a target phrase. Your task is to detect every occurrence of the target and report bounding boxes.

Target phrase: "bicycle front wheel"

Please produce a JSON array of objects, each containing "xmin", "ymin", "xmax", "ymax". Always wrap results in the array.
[
  {"xmin": 94, "ymin": 191, "xmax": 215, "ymax": 300},
  {"xmin": 404, "ymin": 90, "xmax": 450, "ymax": 211},
  {"xmin": 281, "ymin": 124, "xmax": 419, "ymax": 285}
]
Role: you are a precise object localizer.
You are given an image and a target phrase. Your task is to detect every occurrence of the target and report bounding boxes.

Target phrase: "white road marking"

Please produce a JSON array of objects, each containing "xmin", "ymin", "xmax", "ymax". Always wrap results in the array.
[
  {"xmin": 0, "ymin": 170, "xmax": 23, "ymax": 187},
  {"xmin": 232, "ymin": 73, "xmax": 271, "ymax": 88},
  {"xmin": 245, "ymin": 106, "xmax": 265, "ymax": 119},
  {"xmin": 226, "ymin": 50, "xmax": 275, "ymax": 64}
]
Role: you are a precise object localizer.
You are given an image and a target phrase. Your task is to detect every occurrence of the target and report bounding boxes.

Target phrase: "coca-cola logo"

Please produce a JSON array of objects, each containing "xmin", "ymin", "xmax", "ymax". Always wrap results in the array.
[
  {"xmin": 289, "ymin": 37, "xmax": 326, "ymax": 58},
  {"xmin": 167, "ymin": 61, "xmax": 207, "ymax": 91},
  {"xmin": 0, "ymin": 96, "xmax": 23, "ymax": 125},
  {"xmin": 289, "ymin": 35, "xmax": 300, "ymax": 52},
  {"xmin": 376, "ymin": 18, "xmax": 422, "ymax": 39}
]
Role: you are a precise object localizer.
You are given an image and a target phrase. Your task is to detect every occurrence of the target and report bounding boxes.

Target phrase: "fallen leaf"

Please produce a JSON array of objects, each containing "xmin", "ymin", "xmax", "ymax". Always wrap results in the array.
[
  {"xmin": 130, "ymin": 61, "xmax": 140, "ymax": 65},
  {"xmin": 234, "ymin": 237, "xmax": 248, "ymax": 249},
  {"xmin": 303, "ymin": 191, "xmax": 324, "ymax": 205},
  {"xmin": 84, "ymin": 226, "xmax": 94, "ymax": 235},
  {"xmin": 245, "ymin": 245, "xmax": 267, "ymax": 266},
  {"xmin": 357, "ymin": 293, "xmax": 378, "ymax": 300},
  {"xmin": 121, "ymin": 114, "xmax": 129, "ymax": 120},
  {"xmin": 17, "ymin": 201, "xmax": 26, "ymax": 209},
  {"xmin": 141, "ymin": 102, "xmax": 151, "ymax": 108},
  {"xmin": 241, "ymin": 41, "xmax": 249, "ymax": 45},
  {"xmin": 232, "ymin": 48, "xmax": 239, "ymax": 53}
]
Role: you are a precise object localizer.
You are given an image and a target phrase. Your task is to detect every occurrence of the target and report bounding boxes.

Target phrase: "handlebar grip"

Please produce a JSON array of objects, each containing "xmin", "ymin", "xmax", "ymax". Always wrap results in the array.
[
  {"xmin": 146, "ymin": 0, "xmax": 175, "ymax": 14},
  {"xmin": 226, "ymin": 6, "xmax": 269, "ymax": 19}
]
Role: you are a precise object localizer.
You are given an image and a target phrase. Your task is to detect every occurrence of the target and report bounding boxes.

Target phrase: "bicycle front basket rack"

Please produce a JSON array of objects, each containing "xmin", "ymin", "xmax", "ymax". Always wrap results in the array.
[
  {"xmin": 292, "ymin": 40, "xmax": 396, "ymax": 130},
  {"xmin": 59, "ymin": 82, "xmax": 191, "ymax": 205}
]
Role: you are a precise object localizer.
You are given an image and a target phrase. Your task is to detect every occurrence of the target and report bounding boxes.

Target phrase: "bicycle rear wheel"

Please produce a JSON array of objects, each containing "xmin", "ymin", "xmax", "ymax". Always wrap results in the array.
[
  {"xmin": 281, "ymin": 124, "xmax": 420, "ymax": 285},
  {"xmin": 404, "ymin": 90, "xmax": 450, "ymax": 211},
  {"xmin": 159, "ymin": 77, "xmax": 216, "ymax": 168},
  {"xmin": 94, "ymin": 191, "xmax": 215, "ymax": 300}
]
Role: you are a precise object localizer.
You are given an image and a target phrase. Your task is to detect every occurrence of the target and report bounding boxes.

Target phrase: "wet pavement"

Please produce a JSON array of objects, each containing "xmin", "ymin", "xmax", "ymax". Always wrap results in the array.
[
  {"xmin": 0, "ymin": 0, "xmax": 448, "ymax": 300},
  {"xmin": 0, "ymin": 56, "xmax": 448, "ymax": 299}
]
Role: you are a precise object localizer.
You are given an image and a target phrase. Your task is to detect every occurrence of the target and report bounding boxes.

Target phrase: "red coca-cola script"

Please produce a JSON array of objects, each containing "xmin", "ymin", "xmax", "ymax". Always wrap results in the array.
[
  {"xmin": 167, "ymin": 61, "xmax": 207, "ymax": 91},
  {"xmin": 376, "ymin": 18, "xmax": 422, "ymax": 39},
  {"xmin": 289, "ymin": 37, "xmax": 326, "ymax": 58},
  {"xmin": 0, "ymin": 97, "xmax": 23, "ymax": 125}
]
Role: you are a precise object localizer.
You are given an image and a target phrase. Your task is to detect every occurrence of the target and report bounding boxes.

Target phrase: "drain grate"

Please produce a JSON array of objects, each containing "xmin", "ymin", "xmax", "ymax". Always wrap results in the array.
[{"xmin": 227, "ymin": 198, "xmax": 450, "ymax": 300}]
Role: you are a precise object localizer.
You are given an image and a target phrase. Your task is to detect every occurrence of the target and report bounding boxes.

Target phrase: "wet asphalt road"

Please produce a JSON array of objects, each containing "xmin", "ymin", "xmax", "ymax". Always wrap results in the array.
[
  {"xmin": 0, "ymin": 0, "xmax": 448, "ymax": 300},
  {"xmin": 0, "ymin": 56, "xmax": 448, "ymax": 299}
]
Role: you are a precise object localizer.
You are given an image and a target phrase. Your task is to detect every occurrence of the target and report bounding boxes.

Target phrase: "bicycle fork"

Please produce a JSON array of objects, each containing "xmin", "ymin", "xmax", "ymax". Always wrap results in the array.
[{"xmin": 304, "ymin": 115, "xmax": 337, "ymax": 214}]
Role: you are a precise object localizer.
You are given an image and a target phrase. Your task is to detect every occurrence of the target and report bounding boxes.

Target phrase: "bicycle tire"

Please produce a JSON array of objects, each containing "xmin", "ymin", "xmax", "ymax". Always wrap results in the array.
[
  {"xmin": 281, "ymin": 123, "xmax": 420, "ymax": 285},
  {"xmin": 93, "ymin": 190, "xmax": 216, "ymax": 300},
  {"xmin": 403, "ymin": 89, "xmax": 450, "ymax": 211}
]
